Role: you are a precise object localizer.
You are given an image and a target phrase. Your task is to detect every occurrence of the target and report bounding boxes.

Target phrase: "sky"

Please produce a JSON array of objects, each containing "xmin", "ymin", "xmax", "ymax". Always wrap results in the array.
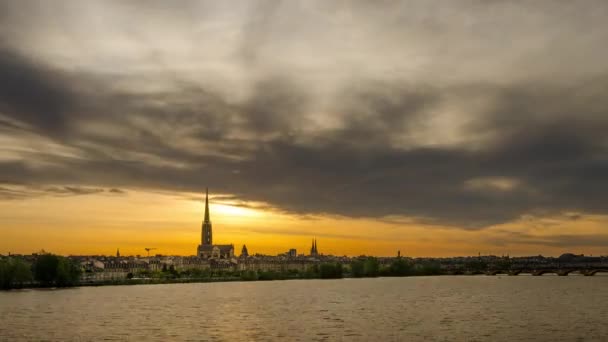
[{"xmin": 1, "ymin": 1, "xmax": 608, "ymax": 257}]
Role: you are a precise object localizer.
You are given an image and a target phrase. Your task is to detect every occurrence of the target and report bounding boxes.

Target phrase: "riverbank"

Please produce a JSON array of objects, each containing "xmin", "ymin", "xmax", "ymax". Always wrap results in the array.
[
  {"xmin": 2, "ymin": 273, "xmax": 442, "ymax": 291},
  {"xmin": 0, "ymin": 273, "xmax": 518, "ymax": 291}
]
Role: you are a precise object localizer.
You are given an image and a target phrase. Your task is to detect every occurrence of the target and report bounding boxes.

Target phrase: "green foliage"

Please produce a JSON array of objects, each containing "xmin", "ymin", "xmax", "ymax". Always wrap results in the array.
[
  {"xmin": 467, "ymin": 259, "xmax": 488, "ymax": 272},
  {"xmin": 181, "ymin": 268, "xmax": 210, "ymax": 279},
  {"xmin": 164, "ymin": 265, "xmax": 179, "ymax": 279},
  {"xmin": 319, "ymin": 262, "xmax": 343, "ymax": 279},
  {"xmin": 350, "ymin": 259, "xmax": 365, "ymax": 277},
  {"xmin": 363, "ymin": 257, "xmax": 380, "ymax": 277},
  {"xmin": 33, "ymin": 253, "xmax": 81, "ymax": 287},
  {"xmin": 137, "ymin": 270, "xmax": 152, "ymax": 278},
  {"xmin": 348, "ymin": 257, "xmax": 382, "ymax": 277},
  {"xmin": 494, "ymin": 258, "xmax": 512, "ymax": 270},
  {"xmin": 12, "ymin": 259, "xmax": 33, "ymax": 286},
  {"xmin": 34, "ymin": 254, "xmax": 59, "ymax": 285},
  {"xmin": 414, "ymin": 261, "xmax": 442, "ymax": 276},
  {"xmin": 240, "ymin": 270, "xmax": 259, "ymax": 281},
  {"xmin": 257, "ymin": 270, "xmax": 274, "ymax": 280},
  {"xmin": 348, "ymin": 257, "xmax": 420, "ymax": 278},
  {"xmin": 389, "ymin": 258, "xmax": 412, "ymax": 276},
  {"xmin": 257, "ymin": 269, "xmax": 288, "ymax": 281},
  {"xmin": 0, "ymin": 257, "xmax": 33, "ymax": 289},
  {"xmin": 378, "ymin": 266, "xmax": 391, "ymax": 277},
  {"xmin": 309, "ymin": 264, "xmax": 321, "ymax": 278}
]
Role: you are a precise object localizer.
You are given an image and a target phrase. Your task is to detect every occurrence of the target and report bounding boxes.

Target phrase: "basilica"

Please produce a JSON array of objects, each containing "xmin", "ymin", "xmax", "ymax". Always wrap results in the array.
[{"xmin": 197, "ymin": 189, "xmax": 234, "ymax": 259}]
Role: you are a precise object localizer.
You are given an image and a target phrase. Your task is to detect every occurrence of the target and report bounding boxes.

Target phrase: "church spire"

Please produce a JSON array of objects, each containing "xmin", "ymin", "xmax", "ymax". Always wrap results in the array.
[
  {"xmin": 201, "ymin": 188, "xmax": 213, "ymax": 245},
  {"xmin": 204, "ymin": 187, "xmax": 210, "ymax": 223},
  {"xmin": 311, "ymin": 238, "xmax": 319, "ymax": 256}
]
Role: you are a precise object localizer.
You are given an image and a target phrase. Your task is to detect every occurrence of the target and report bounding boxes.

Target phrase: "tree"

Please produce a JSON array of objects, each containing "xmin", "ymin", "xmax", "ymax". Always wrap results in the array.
[
  {"xmin": 389, "ymin": 258, "xmax": 412, "ymax": 276},
  {"xmin": 12, "ymin": 259, "xmax": 32, "ymax": 286},
  {"xmin": 34, "ymin": 254, "xmax": 60, "ymax": 286},
  {"xmin": 415, "ymin": 261, "xmax": 442, "ymax": 276},
  {"xmin": 240, "ymin": 270, "xmax": 258, "ymax": 281},
  {"xmin": 0, "ymin": 258, "xmax": 33, "ymax": 290},
  {"xmin": 363, "ymin": 257, "xmax": 380, "ymax": 277},
  {"xmin": 350, "ymin": 259, "xmax": 365, "ymax": 277},
  {"xmin": 320, "ymin": 263, "xmax": 343, "ymax": 279},
  {"xmin": 468, "ymin": 259, "xmax": 487, "ymax": 273},
  {"xmin": 168, "ymin": 265, "xmax": 179, "ymax": 278},
  {"xmin": 33, "ymin": 253, "xmax": 81, "ymax": 287}
]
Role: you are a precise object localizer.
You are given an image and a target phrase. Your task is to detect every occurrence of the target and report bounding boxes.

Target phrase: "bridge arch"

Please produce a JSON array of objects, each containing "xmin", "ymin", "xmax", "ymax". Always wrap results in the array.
[
  {"xmin": 532, "ymin": 270, "xmax": 560, "ymax": 276},
  {"xmin": 584, "ymin": 269, "xmax": 608, "ymax": 276}
]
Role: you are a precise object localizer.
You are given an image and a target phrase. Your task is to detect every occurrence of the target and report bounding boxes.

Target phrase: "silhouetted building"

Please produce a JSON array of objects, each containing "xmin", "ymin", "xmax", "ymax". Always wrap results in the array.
[
  {"xmin": 288, "ymin": 249, "xmax": 297, "ymax": 257},
  {"xmin": 116, "ymin": 248, "xmax": 120, "ymax": 258},
  {"xmin": 197, "ymin": 188, "xmax": 234, "ymax": 259},
  {"xmin": 310, "ymin": 238, "xmax": 319, "ymax": 256},
  {"xmin": 241, "ymin": 245, "xmax": 249, "ymax": 257},
  {"xmin": 202, "ymin": 188, "xmax": 212, "ymax": 245}
]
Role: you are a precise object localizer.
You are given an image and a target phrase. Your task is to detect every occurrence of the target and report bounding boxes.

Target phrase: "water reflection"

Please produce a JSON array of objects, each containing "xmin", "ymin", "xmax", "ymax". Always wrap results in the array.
[{"xmin": 1, "ymin": 276, "xmax": 608, "ymax": 341}]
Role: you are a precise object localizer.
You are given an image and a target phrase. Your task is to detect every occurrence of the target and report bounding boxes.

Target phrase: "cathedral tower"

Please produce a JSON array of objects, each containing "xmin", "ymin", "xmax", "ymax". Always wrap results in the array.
[
  {"xmin": 201, "ymin": 188, "xmax": 213, "ymax": 245},
  {"xmin": 310, "ymin": 238, "xmax": 319, "ymax": 256}
]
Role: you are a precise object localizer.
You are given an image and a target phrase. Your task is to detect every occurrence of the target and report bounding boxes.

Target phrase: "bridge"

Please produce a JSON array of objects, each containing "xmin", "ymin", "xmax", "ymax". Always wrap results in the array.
[
  {"xmin": 484, "ymin": 268, "xmax": 608, "ymax": 276},
  {"xmin": 438, "ymin": 255, "xmax": 608, "ymax": 276}
]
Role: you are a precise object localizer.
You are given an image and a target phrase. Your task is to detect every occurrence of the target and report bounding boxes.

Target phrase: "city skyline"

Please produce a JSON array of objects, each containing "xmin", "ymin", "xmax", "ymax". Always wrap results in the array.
[{"xmin": 2, "ymin": 1, "xmax": 608, "ymax": 257}]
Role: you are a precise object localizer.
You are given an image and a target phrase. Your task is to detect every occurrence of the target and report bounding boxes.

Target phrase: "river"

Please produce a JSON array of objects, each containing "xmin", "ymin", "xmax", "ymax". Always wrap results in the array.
[{"xmin": 1, "ymin": 276, "xmax": 607, "ymax": 341}]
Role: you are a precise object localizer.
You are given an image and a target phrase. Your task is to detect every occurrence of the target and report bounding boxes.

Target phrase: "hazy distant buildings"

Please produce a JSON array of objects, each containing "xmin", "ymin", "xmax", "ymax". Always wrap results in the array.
[
  {"xmin": 197, "ymin": 189, "xmax": 234, "ymax": 259},
  {"xmin": 241, "ymin": 245, "xmax": 249, "ymax": 257}
]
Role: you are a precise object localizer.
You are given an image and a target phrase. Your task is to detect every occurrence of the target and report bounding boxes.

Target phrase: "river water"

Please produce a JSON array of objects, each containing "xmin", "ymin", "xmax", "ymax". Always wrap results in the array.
[{"xmin": 1, "ymin": 276, "xmax": 607, "ymax": 341}]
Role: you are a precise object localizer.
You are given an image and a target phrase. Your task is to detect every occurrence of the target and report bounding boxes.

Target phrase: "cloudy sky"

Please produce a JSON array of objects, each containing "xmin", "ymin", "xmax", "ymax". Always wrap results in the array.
[{"xmin": 1, "ymin": 1, "xmax": 608, "ymax": 256}]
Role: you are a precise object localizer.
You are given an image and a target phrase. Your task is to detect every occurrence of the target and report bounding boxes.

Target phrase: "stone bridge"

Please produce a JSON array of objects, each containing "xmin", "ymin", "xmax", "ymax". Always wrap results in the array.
[{"xmin": 485, "ymin": 268, "xmax": 608, "ymax": 276}]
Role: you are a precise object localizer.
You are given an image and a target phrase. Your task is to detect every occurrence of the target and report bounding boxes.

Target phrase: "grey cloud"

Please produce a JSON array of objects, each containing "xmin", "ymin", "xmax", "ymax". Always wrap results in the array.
[
  {"xmin": 486, "ymin": 231, "xmax": 608, "ymax": 249},
  {"xmin": 0, "ymin": 1, "xmax": 608, "ymax": 231},
  {"xmin": 0, "ymin": 49, "xmax": 76, "ymax": 135},
  {"xmin": 108, "ymin": 188, "xmax": 127, "ymax": 194},
  {"xmin": 43, "ymin": 186, "xmax": 105, "ymax": 196},
  {"xmin": 0, "ymin": 182, "xmax": 123, "ymax": 199}
]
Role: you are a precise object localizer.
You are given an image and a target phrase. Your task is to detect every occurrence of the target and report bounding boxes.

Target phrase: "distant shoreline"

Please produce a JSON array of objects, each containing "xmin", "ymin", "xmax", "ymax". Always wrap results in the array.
[
  {"xmin": 3, "ymin": 274, "xmax": 433, "ymax": 291},
  {"xmin": 5, "ymin": 273, "xmax": 606, "ymax": 292}
]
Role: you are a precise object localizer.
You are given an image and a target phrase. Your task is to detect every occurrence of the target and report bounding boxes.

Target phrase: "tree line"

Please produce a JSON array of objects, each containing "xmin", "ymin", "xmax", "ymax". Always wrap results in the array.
[
  {"xmin": 0, "ymin": 253, "xmax": 81, "ymax": 290},
  {"xmin": 1, "ymin": 254, "xmax": 446, "ymax": 290},
  {"xmin": 350, "ymin": 257, "xmax": 442, "ymax": 277}
]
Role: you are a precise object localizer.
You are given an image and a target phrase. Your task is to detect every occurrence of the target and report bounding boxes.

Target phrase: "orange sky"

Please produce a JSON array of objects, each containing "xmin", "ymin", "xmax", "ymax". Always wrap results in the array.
[
  {"xmin": 1, "ymin": 2, "xmax": 608, "ymax": 259},
  {"xmin": 1, "ymin": 189, "xmax": 607, "ymax": 257}
]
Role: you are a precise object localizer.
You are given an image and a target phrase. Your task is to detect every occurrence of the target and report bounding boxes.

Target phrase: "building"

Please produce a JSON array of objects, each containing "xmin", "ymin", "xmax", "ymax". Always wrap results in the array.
[
  {"xmin": 310, "ymin": 238, "xmax": 319, "ymax": 257},
  {"xmin": 241, "ymin": 245, "xmax": 249, "ymax": 257},
  {"xmin": 197, "ymin": 188, "xmax": 234, "ymax": 259}
]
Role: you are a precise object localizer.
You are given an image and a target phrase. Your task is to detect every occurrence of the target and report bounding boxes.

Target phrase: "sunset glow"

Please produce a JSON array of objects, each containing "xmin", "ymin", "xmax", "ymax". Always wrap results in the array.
[{"xmin": 1, "ymin": 1, "xmax": 608, "ymax": 258}]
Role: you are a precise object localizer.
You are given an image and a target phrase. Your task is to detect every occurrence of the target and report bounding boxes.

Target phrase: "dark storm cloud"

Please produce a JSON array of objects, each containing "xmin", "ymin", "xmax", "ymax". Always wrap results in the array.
[
  {"xmin": 0, "ymin": 48, "xmax": 78, "ymax": 135},
  {"xmin": 1, "ymin": 1, "xmax": 608, "ymax": 229},
  {"xmin": 2, "ymin": 61, "xmax": 607, "ymax": 227}
]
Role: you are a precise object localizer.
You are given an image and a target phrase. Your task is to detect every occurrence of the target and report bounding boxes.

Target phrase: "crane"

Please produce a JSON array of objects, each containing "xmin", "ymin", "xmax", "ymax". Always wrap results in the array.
[{"xmin": 144, "ymin": 248, "xmax": 157, "ymax": 257}]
